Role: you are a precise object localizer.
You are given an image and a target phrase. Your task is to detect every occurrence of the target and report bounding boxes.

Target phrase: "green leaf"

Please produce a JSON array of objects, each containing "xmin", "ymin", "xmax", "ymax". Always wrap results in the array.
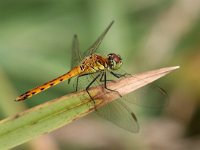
[{"xmin": 0, "ymin": 66, "xmax": 179, "ymax": 149}]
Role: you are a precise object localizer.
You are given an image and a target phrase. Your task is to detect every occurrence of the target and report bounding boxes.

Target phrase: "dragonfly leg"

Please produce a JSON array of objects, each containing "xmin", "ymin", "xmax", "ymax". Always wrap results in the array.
[
  {"xmin": 103, "ymin": 72, "xmax": 122, "ymax": 97},
  {"xmin": 99, "ymin": 72, "xmax": 104, "ymax": 82},
  {"xmin": 110, "ymin": 71, "xmax": 128, "ymax": 78},
  {"xmin": 75, "ymin": 76, "xmax": 79, "ymax": 92},
  {"xmin": 75, "ymin": 72, "xmax": 98, "ymax": 92},
  {"xmin": 86, "ymin": 73, "xmax": 102, "ymax": 110},
  {"xmin": 99, "ymin": 72, "xmax": 114, "ymax": 82}
]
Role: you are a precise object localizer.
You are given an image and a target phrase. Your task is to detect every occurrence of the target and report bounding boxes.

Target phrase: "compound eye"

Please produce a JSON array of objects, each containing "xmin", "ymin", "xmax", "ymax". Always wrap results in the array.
[
  {"xmin": 113, "ymin": 55, "xmax": 121, "ymax": 64},
  {"xmin": 107, "ymin": 53, "xmax": 122, "ymax": 70}
]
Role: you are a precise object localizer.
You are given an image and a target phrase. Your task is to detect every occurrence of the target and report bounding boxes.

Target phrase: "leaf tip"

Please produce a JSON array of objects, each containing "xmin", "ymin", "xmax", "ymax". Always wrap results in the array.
[{"xmin": 173, "ymin": 66, "xmax": 180, "ymax": 69}]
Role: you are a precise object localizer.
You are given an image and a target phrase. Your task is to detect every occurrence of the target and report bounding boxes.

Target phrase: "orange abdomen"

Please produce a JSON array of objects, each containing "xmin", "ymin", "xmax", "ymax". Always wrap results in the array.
[{"xmin": 15, "ymin": 66, "xmax": 82, "ymax": 101}]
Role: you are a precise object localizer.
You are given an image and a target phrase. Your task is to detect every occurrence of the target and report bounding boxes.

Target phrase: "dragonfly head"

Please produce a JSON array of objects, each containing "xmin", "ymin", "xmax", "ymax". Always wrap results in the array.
[{"xmin": 107, "ymin": 53, "xmax": 123, "ymax": 70}]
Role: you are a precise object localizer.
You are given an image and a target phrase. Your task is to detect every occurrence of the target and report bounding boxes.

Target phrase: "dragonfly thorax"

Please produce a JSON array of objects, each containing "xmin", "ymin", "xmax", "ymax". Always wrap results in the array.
[{"xmin": 107, "ymin": 53, "xmax": 123, "ymax": 70}]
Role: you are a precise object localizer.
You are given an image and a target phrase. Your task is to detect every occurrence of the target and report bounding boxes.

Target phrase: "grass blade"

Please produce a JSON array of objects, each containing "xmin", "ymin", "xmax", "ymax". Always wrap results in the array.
[{"xmin": 0, "ymin": 66, "xmax": 179, "ymax": 149}]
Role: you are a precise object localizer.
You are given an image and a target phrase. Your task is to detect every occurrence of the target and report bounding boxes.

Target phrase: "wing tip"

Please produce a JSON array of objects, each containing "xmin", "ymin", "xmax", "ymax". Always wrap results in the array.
[
  {"xmin": 111, "ymin": 20, "xmax": 115, "ymax": 24},
  {"xmin": 131, "ymin": 112, "xmax": 138, "ymax": 122}
]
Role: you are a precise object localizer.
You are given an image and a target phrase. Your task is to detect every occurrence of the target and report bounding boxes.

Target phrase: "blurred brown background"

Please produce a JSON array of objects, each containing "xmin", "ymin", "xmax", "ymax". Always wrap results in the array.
[{"xmin": 0, "ymin": 0, "xmax": 200, "ymax": 150}]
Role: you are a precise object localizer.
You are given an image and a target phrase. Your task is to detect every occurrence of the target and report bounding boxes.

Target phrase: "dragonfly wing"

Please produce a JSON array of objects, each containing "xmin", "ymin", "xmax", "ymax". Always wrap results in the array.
[
  {"xmin": 97, "ymin": 99, "xmax": 139, "ymax": 133},
  {"xmin": 109, "ymin": 70, "xmax": 168, "ymax": 108},
  {"xmin": 73, "ymin": 71, "xmax": 139, "ymax": 132},
  {"xmin": 68, "ymin": 34, "xmax": 82, "ymax": 84},
  {"xmin": 83, "ymin": 20, "xmax": 114, "ymax": 56},
  {"xmin": 71, "ymin": 34, "xmax": 82, "ymax": 68},
  {"xmin": 123, "ymin": 81, "xmax": 169, "ymax": 108}
]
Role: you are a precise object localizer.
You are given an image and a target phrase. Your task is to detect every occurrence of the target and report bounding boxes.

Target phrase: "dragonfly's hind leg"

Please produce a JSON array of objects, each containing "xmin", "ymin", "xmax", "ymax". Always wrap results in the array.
[
  {"xmin": 75, "ymin": 73, "xmax": 101, "ymax": 110},
  {"xmin": 75, "ymin": 76, "xmax": 80, "ymax": 92},
  {"xmin": 75, "ymin": 72, "xmax": 98, "ymax": 91}
]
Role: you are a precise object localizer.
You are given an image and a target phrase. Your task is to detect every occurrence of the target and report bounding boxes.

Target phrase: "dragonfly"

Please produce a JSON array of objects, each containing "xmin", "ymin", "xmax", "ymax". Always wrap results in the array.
[
  {"xmin": 15, "ymin": 21, "xmax": 123, "ymax": 102},
  {"xmin": 15, "ymin": 21, "xmax": 165, "ymax": 132}
]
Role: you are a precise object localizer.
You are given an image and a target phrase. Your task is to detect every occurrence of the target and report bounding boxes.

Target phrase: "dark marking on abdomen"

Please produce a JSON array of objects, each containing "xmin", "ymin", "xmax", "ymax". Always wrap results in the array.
[
  {"xmin": 50, "ymin": 83, "xmax": 55, "ymax": 86},
  {"xmin": 80, "ymin": 65, "xmax": 84, "ymax": 70}
]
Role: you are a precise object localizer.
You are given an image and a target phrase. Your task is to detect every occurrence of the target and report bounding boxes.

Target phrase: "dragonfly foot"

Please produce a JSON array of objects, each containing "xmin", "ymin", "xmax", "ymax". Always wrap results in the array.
[
  {"xmin": 86, "ymin": 90, "xmax": 97, "ymax": 111},
  {"xmin": 104, "ymin": 87, "xmax": 122, "ymax": 97}
]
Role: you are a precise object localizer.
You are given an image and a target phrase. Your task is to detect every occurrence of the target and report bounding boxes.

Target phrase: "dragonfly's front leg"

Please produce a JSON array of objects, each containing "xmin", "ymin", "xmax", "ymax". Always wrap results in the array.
[
  {"xmin": 110, "ymin": 71, "xmax": 129, "ymax": 78},
  {"xmin": 102, "ymin": 71, "xmax": 122, "ymax": 97}
]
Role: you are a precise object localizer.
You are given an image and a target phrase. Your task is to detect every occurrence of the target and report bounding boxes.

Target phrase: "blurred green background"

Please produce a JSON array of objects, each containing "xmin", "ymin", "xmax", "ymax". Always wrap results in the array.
[{"xmin": 0, "ymin": 0, "xmax": 200, "ymax": 150}]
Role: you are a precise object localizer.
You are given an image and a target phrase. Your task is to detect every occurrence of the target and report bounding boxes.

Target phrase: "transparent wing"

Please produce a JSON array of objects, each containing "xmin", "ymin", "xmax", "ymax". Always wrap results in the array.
[
  {"xmin": 97, "ymin": 99, "xmax": 139, "ymax": 133},
  {"xmin": 70, "ymin": 71, "xmax": 137, "ymax": 132},
  {"xmin": 70, "ymin": 34, "xmax": 82, "ymax": 69},
  {"xmin": 123, "ymin": 78, "xmax": 169, "ymax": 108},
  {"xmin": 107, "ymin": 69, "xmax": 168, "ymax": 108},
  {"xmin": 83, "ymin": 20, "xmax": 114, "ymax": 57},
  {"xmin": 68, "ymin": 34, "xmax": 82, "ymax": 84},
  {"xmin": 70, "ymin": 20, "xmax": 114, "ymax": 66},
  {"xmin": 84, "ymin": 72, "xmax": 139, "ymax": 132},
  {"xmin": 71, "ymin": 70, "xmax": 166, "ymax": 132}
]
